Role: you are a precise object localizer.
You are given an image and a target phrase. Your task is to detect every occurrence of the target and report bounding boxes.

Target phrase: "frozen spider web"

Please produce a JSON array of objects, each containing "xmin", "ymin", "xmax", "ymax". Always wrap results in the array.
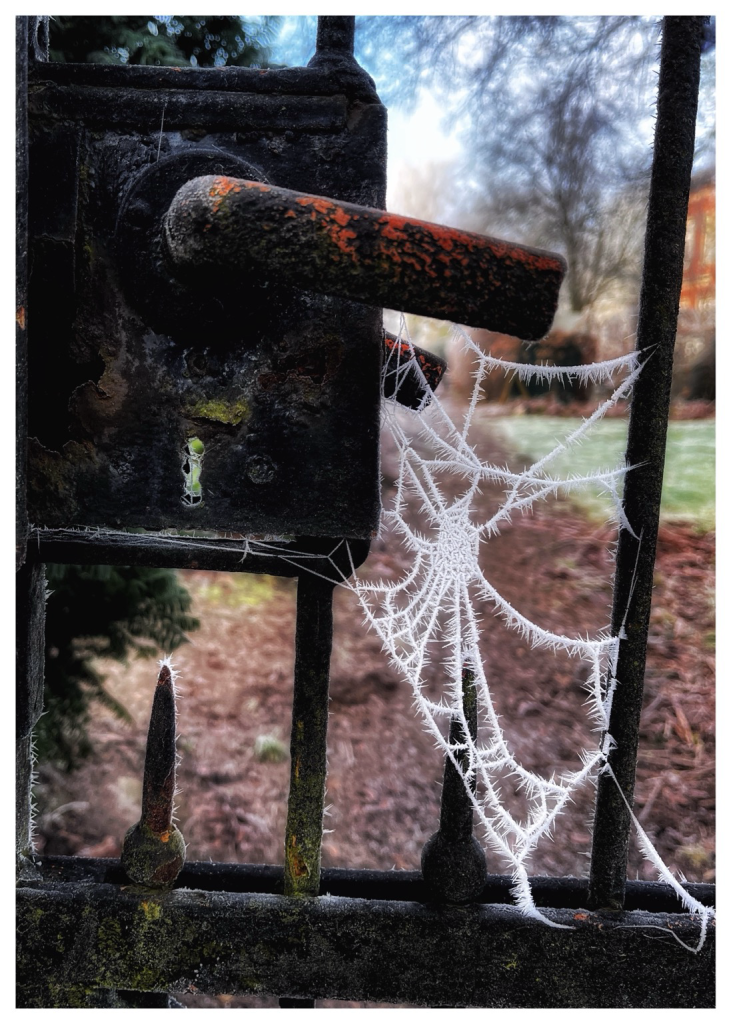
[{"xmin": 341, "ymin": 317, "xmax": 712, "ymax": 948}]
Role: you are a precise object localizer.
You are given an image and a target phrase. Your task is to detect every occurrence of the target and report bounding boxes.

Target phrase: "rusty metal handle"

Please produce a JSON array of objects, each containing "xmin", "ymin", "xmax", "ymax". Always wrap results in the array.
[{"xmin": 163, "ymin": 176, "xmax": 566, "ymax": 341}]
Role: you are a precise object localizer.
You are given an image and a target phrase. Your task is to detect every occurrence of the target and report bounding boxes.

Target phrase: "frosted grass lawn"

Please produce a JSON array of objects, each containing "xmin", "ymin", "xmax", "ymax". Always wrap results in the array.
[{"xmin": 494, "ymin": 416, "xmax": 715, "ymax": 530}]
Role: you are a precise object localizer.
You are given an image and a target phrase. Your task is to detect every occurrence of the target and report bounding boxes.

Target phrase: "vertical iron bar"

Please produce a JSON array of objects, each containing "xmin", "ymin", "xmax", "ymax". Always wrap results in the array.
[
  {"xmin": 439, "ymin": 669, "xmax": 479, "ymax": 839},
  {"xmin": 16, "ymin": 16, "xmax": 48, "ymax": 876},
  {"xmin": 283, "ymin": 573, "xmax": 335, "ymax": 899},
  {"xmin": 16, "ymin": 15, "xmax": 29, "ymax": 571},
  {"xmin": 16, "ymin": 558, "xmax": 46, "ymax": 877},
  {"xmin": 588, "ymin": 16, "xmax": 705, "ymax": 911},
  {"xmin": 281, "ymin": 574, "xmax": 335, "ymax": 1009},
  {"xmin": 314, "ymin": 16, "xmax": 355, "ymax": 59},
  {"xmin": 421, "ymin": 668, "xmax": 487, "ymax": 902}
]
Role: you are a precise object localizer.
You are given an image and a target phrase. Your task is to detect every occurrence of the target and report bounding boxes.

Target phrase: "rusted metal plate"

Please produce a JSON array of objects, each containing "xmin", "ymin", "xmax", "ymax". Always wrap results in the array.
[
  {"xmin": 26, "ymin": 65, "xmax": 387, "ymax": 539},
  {"xmin": 164, "ymin": 176, "xmax": 566, "ymax": 340}
]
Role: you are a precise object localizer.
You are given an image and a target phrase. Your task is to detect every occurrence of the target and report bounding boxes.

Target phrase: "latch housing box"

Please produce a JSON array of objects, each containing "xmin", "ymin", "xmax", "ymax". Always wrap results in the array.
[{"xmin": 27, "ymin": 55, "xmax": 386, "ymax": 538}]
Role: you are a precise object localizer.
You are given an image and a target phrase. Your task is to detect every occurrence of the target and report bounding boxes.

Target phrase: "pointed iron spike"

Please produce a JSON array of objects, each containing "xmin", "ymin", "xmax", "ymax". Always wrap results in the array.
[
  {"xmin": 121, "ymin": 661, "xmax": 186, "ymax": 888},
  {"xmin": 141, "ymin": 662, "xmax": 177, "ymax": 835},
  {"xmin": 421, "ymin": 663, "xmax": 487, "ymax": 903}
]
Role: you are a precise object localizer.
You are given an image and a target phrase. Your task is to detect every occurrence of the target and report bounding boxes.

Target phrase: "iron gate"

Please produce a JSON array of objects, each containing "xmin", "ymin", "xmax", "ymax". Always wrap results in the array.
[{"xmin": 16, "ymin": 15, "xmax": 715, "ymax": 1008}]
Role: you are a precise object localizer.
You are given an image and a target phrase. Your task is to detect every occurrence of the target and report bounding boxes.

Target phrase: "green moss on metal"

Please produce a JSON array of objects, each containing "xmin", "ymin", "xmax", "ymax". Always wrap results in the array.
[
  {"xmin": 121, "ymin": 821, "xmax": 185, "ymax": 888},
  {"xmin": 183, "ymin": 395, "xmax": 250, "ymax": 426}
]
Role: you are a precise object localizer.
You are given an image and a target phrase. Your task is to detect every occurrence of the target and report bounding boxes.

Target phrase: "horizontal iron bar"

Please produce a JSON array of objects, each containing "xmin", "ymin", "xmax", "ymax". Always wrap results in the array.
[
  {"xmin": 29, "ymin": 528, "xmax": 369, "ymax": 580},
  {"xmin": 29, "ymin": 85, "xmax": 348, "ymax": 132},
  {"xmin": 164, "ymin": 176, "xmax": 566, "ymax": 339},
  {"xmin": 17, "ymin": 876, "xmax": 714, "ymax": 1008},
  {"xmin": 37, "ymin": 855, "xmax": 716, "ymax": 915},
  {"xmin": 29, "ymin": 61, "xmax": 380, "ymax": 102}
]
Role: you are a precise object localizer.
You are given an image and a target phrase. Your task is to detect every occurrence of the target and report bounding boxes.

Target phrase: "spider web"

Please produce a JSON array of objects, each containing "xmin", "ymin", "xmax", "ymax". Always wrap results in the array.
[{"xmin": 343, "ymin": 317, "xmax": 712, "ymax": 947}]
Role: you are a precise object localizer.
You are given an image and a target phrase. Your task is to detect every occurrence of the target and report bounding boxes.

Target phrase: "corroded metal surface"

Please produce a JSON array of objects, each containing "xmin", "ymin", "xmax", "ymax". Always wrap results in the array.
[
  {"xmin": 16, "ymin": 558, "xmax": 46, "ymax": 878},
  {"xmin": 121, "ymin": 664, "xmax": 186, "ymax": 888},
  {"xmin": 421, "ymin": 668, "xmax": 487, "ymax": 903},
  {"xmin": 17, "ymin": 875, "xmax": 714, "ymax": 1007},
  {"xmin": 382, "ymin": 331, "xmax": 447, "ymax": 409},
  {"xmin": 31, "ymin": 528, "xmax": 371, "ymax": 580},
  {"xmin": 283, "ymin": 577, "xmax": 335, "ymax": 898},
  {"xmin": 26, "ymin": 61, "xmax": 387, "ymax": 539},
  {"xmin": 164, "ymin": 175, "xmax": 566, "ymax": 340}
]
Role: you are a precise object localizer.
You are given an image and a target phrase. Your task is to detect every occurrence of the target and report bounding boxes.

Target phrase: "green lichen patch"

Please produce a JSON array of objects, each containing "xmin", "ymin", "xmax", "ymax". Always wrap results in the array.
[{"xmin": 183, "ymin": 395, "xmax": 250, "ymax": 426}]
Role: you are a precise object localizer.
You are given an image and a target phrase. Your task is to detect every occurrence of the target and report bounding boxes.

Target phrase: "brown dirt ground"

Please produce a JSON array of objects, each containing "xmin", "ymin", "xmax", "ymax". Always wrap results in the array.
[{"xmin": 32, "ymin": 405, "xmax": 715, "ymax": 1009}]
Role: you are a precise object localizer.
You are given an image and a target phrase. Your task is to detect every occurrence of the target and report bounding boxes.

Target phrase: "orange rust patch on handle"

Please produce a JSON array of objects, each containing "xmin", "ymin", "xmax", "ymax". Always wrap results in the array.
[{"xmin": 165, "ymin": 175, "xmax": 567, "ymax": 339}]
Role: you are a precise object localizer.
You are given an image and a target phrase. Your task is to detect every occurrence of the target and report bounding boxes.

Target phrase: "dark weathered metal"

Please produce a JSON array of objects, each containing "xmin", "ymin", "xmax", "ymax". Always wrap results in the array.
[
  {"xmin": 313, "ymin": 16, "xmax": 356, "ymax": 59},
  {"xmin": 588, "ymin": 17, "xmax": 706, "ymax": 912},
  {"xmin": 164, "ymin": 175, "xmax": 567, "ymax": 340},
  {"xmin": 29, "ymin": 60, "xmax": 379, "ymax": 102},
  {"xmin": 422, "ymin": 668, "xmax": 487, "ymax": 902},
  {"xmin": 16, "ymin": 16, "xmax": 48, "ymax": 568},
  {"xmin": 26, "ymin": 52, "xmax": 386, "ymax": 541},
  {"xmin": 32, "ymin": 85, "xmax": 350, "ymax": 133},
  {"xmin": 382, "ymin": 331, "xmax": 447, "ymax": 409},
  {"xmin": 284, "ymin": 576, "xmax": 335, "ymax": 898},
  {"xmin": 17, "ymin": 11, "xmax": 713, "ymax": 1010},
  {"xmin": 16, "ymin": 557, "xmax": 46, "ymax": 877},
  {"xmin": 121, "ymin": 663, "xmax": 185, "ymax": 887},
  {"xmin": 17, "ymin": 875, "xmax": 714, "ymax": 1007},
  {"xmin": 34, "ymin": 855, "xmax": 717, "ymax": 913},
  {"xmin": 16, "ymin": 17, "xmax": 30, "ymax": 571},
  {"xmin": 31, "ymin": 528, "xmax": 370, "ymax": 582},
  {"xmin": 140, "ymin": 664, "xmax": 178, "ymax": 835}
]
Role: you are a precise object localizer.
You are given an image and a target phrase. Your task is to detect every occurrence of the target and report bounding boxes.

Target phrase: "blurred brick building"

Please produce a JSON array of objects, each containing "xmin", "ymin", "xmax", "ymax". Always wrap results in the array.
[
  {"xmin": 675, "ymin": 167, "xmax": 715, "ymax": 400},
  {"xmin": 448, "ymin": 168, "xmax": 715, "ymax": 404}
]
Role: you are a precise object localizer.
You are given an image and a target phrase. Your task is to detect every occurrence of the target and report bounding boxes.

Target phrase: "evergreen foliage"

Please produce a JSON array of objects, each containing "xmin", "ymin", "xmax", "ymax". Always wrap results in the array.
[
  {"xmin": 40, "ymin": 564, "xmax": 199, "ymax": 769},
  {"xmin": 49, "ymin": 15, "xmax": 279, "ymax": 68}
]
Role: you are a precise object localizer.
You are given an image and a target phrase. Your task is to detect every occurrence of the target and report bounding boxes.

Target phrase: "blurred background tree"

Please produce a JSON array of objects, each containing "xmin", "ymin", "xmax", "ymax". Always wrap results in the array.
[
  {"xmin": 49, "ymin": 14, "xmax": 279, "ymax": 68},
  {"xmin": 357, "ymin": 15, "xmax": 715, "ymax": 322},
  {"xmin": 40, "ymin": 565, "xmax": 199, "ymax": 769}
]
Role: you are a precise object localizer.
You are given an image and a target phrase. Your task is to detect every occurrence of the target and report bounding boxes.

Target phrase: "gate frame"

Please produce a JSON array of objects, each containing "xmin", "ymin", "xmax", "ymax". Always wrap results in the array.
[{"xmin": 16, "ymin": 14, "xmax": 715, "ymax": 1008}]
